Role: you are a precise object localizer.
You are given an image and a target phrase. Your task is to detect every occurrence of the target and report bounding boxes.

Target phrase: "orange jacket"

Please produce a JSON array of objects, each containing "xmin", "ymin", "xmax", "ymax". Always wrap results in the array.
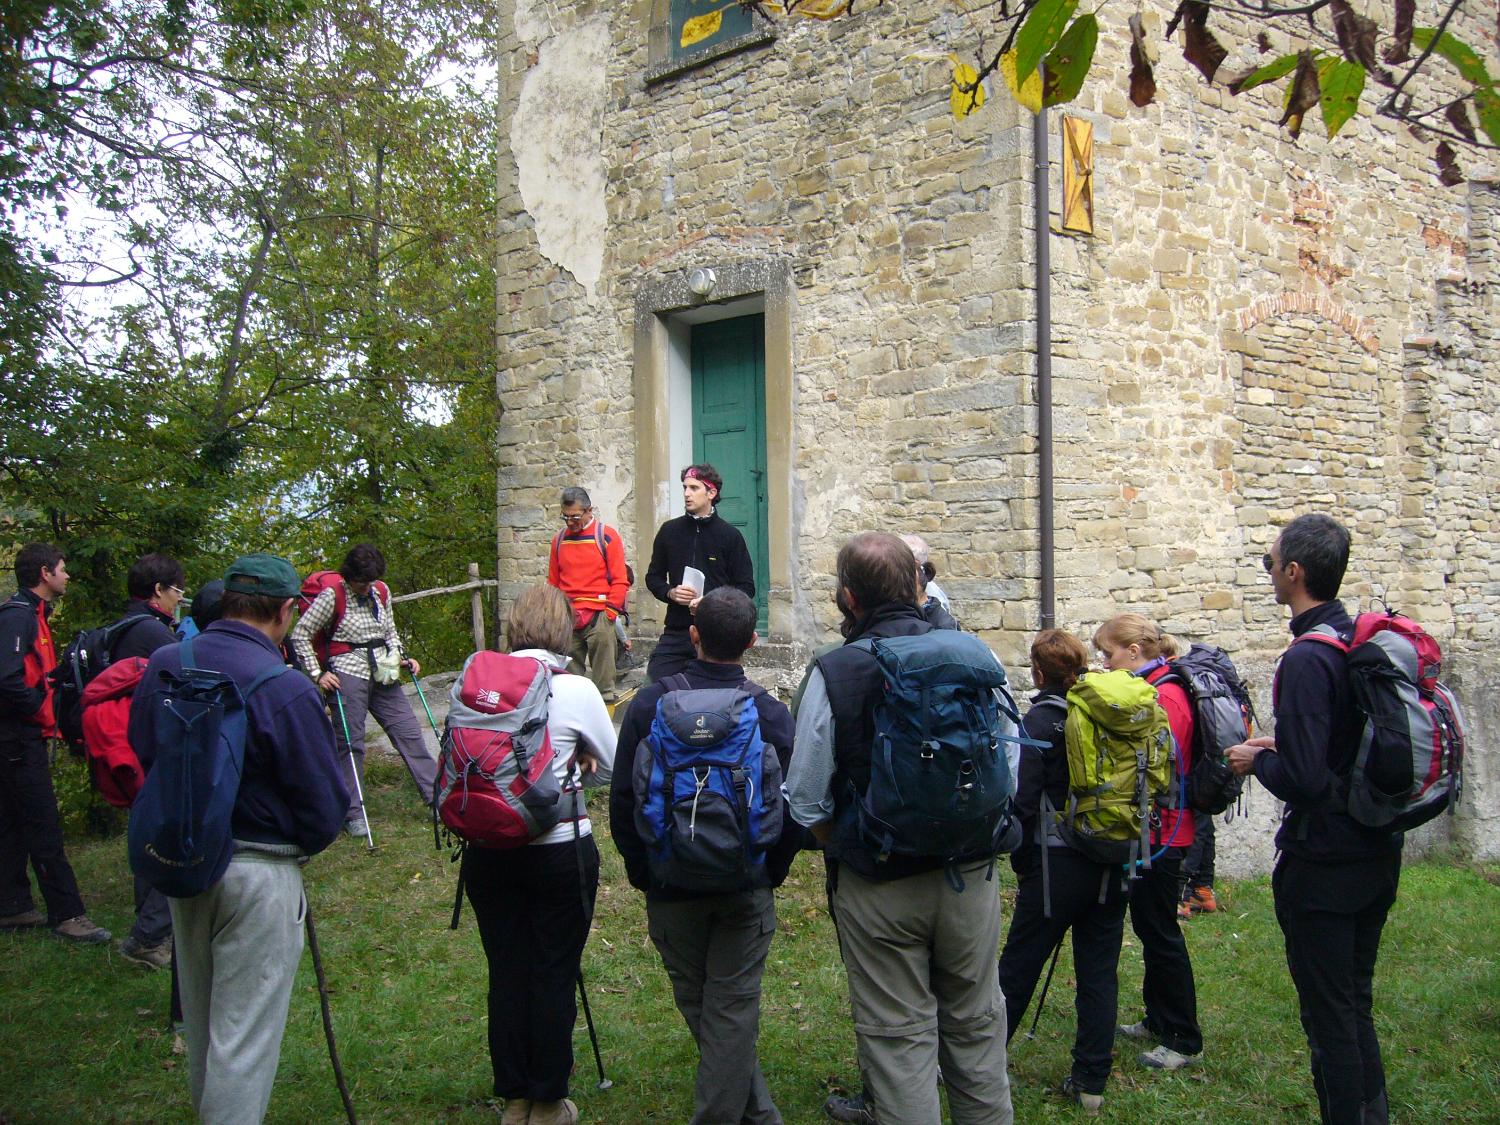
[{"xmin": 548, "ymin": 520, "xmax": 631, "ymax": 621}]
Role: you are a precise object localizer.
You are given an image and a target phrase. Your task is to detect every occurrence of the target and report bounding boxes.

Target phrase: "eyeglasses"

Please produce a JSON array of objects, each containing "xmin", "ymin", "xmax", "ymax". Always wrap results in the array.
[
  {"xmin": 169, "ymin": 585, "xmax": 188, "ymax": 597},
  {"xmin": 560, "ymin": 511, "xmax": 591, "ymax": 524}
]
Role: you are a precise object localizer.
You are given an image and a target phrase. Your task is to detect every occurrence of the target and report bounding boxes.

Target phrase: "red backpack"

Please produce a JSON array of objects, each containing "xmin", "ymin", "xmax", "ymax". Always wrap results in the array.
[
  {"xmin": 298, "ymin": 571, "xmax": 391, "ymax": 669},
  {"xmin": 434, "ymin": 651, "xmax": 568, "ymax": 851},
  {"xmin": 1291, "ymin": 611, "xmax": 1465, "ymax": 832},
  {"xmin": 79, "ymin": 656, "xmax": 150, "ymax": 808}
]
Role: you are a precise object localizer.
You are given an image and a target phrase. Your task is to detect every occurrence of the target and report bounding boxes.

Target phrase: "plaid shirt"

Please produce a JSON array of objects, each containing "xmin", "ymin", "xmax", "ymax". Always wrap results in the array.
[{"xmin": 289, "ymin": 583, "xmax": 404, "ymax": 682}]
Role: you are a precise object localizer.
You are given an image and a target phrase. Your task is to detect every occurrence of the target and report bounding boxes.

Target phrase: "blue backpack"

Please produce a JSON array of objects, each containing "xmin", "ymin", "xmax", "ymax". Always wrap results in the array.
[
  {"xmin": 632, "ymin": 679, "xmax": 784, "ymax": 894},
  {"xmin": 849, "ymin": 630, "xmax": 1022, "ymax": 887},
  {"xmin": 128, "ymin": 636, "xmax": 288, "ymax": 898}
]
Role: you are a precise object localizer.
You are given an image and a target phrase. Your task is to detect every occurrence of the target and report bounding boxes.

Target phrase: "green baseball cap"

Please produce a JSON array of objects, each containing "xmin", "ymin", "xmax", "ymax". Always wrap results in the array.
[{"xmin": 222, "ymin": 553, "xmax": 300, "ymax": 598}]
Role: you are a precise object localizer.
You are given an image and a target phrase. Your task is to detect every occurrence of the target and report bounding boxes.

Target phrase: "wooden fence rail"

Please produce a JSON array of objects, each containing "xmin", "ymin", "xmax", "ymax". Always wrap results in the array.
[{"xmin": 390, "ymin": 562, "xmax": 499, "ymax": 651}]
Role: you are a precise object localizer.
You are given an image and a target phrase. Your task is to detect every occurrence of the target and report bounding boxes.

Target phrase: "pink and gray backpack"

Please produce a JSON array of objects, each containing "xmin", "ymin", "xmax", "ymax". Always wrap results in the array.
[
  {"xmin": 434, "ymin": 651, "xmax": 566, "ymax": 849},
  {"xmin": 1292, "ymin": 611, "xmax": 1465, "ymax": 832}
]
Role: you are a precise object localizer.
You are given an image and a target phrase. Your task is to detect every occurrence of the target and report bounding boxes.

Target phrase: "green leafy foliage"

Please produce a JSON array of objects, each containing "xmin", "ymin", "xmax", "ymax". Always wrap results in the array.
[
  {"xmin": 1230, "ymin": 51, "xmax": 1306, "ymax": 95},
  {"xmin": 1318, "ymin": 56, "xmax": 1366, "ymax": 138},
  {"xmin": 1013, "ymin": 0, "xmax": 1077, "ymax": 85},
  {"xmin": 1041, "ymin": 14, "xmax": 1098, "ymax": 108}
]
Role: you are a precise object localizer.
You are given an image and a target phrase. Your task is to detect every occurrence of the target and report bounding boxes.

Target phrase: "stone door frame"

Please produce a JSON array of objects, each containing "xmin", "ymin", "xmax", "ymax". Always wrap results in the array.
[{"xmin": 632, "ymin": 260, "xmax": 796, "ymax": 637}]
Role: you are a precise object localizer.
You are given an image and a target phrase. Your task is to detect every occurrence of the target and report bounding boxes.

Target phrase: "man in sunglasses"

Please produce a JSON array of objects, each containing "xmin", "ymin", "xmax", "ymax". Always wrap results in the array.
[{"xmin": 548, "ymin": 486, "xmax": 633, "ymax": 701}]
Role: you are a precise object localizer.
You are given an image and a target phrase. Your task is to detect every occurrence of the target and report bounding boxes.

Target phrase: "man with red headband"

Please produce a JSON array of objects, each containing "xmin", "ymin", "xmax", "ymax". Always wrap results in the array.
[{"xmin": 643, "ymin": 464, "xmax": 755, "ymax": 682}]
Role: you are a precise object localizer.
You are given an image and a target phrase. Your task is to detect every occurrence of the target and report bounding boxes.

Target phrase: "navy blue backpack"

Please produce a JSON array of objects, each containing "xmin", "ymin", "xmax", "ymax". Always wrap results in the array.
[
  {"xmin": 632, "ymin": 681, "xmax": 784, "ymax": 894},
  {"xmin": 128, "ymin": 636, "xmax": 288, "ymax": 898},
  {"xmin": 849, "ymin": 630, "xmax": 1023, "ymax": 887}
]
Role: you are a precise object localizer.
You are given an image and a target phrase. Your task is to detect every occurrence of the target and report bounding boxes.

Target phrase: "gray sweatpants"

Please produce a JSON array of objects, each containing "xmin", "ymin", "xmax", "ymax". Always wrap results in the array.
[
  {"xmin": 333, "ymin": 674, "xmax": 438, "ymax": 817},
  {"xmin": 832, "ymin": 862, "xmax": 1013, "ymax": 1125},
  {"xmin": 170, "ymin": 850, "xmax": 305, "ymax": 1125}
]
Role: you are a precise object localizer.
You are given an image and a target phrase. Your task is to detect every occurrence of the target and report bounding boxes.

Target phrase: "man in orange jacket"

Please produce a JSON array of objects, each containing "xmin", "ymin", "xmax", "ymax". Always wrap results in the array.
[
  {"xmin": 548, "ymin": 487, "xmax": 632, "ymax": 701},
  {"xmin": 0, "ymin": 543, "xmax": 110, "ymax": 943}
]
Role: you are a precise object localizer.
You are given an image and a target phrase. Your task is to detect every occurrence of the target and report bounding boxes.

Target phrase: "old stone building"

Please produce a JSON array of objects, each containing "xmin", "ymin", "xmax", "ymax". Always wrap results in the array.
[{"xmin": 494, "ymin": 0, "xmax": 1498, "ymax": 866}]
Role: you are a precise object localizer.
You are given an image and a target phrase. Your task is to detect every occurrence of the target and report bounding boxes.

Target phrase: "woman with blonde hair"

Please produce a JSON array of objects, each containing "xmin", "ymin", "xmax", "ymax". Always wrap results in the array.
[
  {"xmin": 998, "ymin": 628, "xmax": 1131, "ymax": 1112},
  {"xmin": 462, "ymin": 585, "xmax": 616, "ymax": 1125},
  {"xmin": 1094, "ymin": 612, "xmax": 1203, "ymax": 1073}
]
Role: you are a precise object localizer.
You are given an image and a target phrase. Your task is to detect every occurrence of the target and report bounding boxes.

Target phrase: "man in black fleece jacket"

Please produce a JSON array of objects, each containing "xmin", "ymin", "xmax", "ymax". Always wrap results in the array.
[
  {"xmin": 611, "ymin": 587, "xmax": 798, "ymax": 1125},
  {"xmin": 643, "ymin": 463, "xmax": 755, "ymax": 682},
  {"xmin": 1229, "ymin": 514, "xmax": 1401, "ymax": 1125}
]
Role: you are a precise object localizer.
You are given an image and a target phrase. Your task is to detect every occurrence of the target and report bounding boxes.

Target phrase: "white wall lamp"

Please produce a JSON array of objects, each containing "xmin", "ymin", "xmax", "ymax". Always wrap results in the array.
[{"xmin": 686, "ymin": 267, "xmax": 717, "ymax": 299}]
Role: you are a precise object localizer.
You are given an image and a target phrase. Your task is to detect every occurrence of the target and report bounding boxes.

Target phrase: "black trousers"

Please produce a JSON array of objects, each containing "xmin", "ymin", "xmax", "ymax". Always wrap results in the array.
[
  {"xmin": 1274, "ymin": 852, "xmax": 1399, "ymax": 1125},
  {"xmin": 1183, "ymin": 812, "xmax": 1216, "ymax": 889},
  {"xmin": 464, "ymin": 836, "xmax": 600, "ymax": 1102},
  {"xmin": 998, "ymin": 846, "xmax": 1128, "ymax": 1094},
  {"xmin": 0, "ymin": 734, "xmax": 85, "ymax": 924},
  {"xmin": 646, "ymin": 628, "xmax": 696, "ymax": 684},
  {"xmin": 1126, "ymin": 847, "xmax": 1202, "ymax": 1055}
]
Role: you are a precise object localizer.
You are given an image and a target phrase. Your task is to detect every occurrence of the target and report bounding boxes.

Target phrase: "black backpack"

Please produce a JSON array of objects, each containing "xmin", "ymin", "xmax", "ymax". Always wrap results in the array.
[
  {"xmin": 51, "ymin": 616, "xmax": 149, "ymax": 752},
  {"xmin": 1162, "ymin": 644, "xmax": 1257, "ymax": 815}
]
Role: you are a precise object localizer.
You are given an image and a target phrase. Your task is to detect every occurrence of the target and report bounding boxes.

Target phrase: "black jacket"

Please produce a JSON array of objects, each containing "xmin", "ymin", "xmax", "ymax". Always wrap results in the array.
[
  {"xmin": 644, "ymin": 512, "xmax": 755, "ymax": 632},
  {"xmin": 1013, "ymin": 688, "xmax": 1069, "ymax": 845},
  {"xmin": 814, "ymin": 600, "xmax": 942, "ymax": 881},
  {"xmin": 611, "ymin": 659, "xmax": 801, "ymax": 900},
  {"xmin": 1257, "ymin": 600, "xmax": 1403, "ymax": 864},
  {"xmin": 0, "ymin": 590, "xmax": 48, "ymax": 731},
  {"xmin": 110, "ymin": 600, "xmax": 179, "ymax": 661}
]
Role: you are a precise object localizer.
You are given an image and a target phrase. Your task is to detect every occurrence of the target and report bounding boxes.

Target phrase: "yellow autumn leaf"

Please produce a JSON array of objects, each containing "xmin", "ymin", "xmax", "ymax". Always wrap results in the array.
[
  {"xmin": 1001, "ymin": 49, "xmax": 1043, "ymax": 114},
  {"xmin": 681, "ymin": 9, "xmax": 723, "ymax": 48},
  {"xmin": 789, "ymin": 0, "xmax": 851, "ymax": 17},
  {"xmin": 950, "ymin": 60, "xmax": 987, "ymax": 119}
]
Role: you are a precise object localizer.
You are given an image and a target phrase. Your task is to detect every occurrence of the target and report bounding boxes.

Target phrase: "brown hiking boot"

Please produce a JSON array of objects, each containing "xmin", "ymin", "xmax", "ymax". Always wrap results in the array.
[
  {"xmin": 53, "ymin": 914, "xmax": 111, "ymax": 944},
  {"xmin": 119, "ymin": 935, "xmax": 173, "ymax": 969},
  {"xmin": 528, "ymin": 1099, "xmax": 578, "ymax": 1125},
  {"xmin": 0, "ymin": 908, "xmax": 45, "ymax": 931}
]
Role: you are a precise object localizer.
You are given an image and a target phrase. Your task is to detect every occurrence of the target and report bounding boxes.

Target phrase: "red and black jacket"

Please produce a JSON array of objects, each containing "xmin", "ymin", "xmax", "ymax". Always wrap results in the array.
[{"xmin": 0, "ymin": 590, "xmax": 58, "ymax": 738}]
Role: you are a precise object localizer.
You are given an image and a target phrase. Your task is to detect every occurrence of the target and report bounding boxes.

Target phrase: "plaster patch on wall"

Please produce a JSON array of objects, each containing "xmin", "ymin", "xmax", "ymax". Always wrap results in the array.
[
  {"xmin": 510, "ymin": 19, "xmax": 608, "ymax": 299},
  {"xmin": 512, "ymin": 0, "xmax": 555, "ymax": 45}
]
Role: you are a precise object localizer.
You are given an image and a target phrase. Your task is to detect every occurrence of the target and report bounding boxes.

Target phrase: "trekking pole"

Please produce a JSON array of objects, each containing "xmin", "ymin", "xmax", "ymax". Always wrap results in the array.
[
  {"xmin": 1027, "ymin": 938, "xmax": 1066, "ymax": 1040},
  {"xmin": 305, "ymin": 900, "xmax": 359, "ymax": 1125},
  {"xmin": 577, "ymin": 971, "xmax": 612, "ymax": 1090},
  {"xmin": 331, "ymin": 690, "xmax": 375, "ymax": 851},
  {"xmin": 407, "ymin": 667, "xmax": 441, "ymax": 738}
]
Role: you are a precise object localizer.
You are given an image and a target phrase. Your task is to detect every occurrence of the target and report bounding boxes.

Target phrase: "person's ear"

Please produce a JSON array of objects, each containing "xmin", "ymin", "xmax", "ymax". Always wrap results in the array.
[
  {"xmin": 689, "ymin": 624, "xmax": 702, "ymax": 652},
  {"xmin": 744, "ymin": 631, "xmax": 757, "ymax": 652}
]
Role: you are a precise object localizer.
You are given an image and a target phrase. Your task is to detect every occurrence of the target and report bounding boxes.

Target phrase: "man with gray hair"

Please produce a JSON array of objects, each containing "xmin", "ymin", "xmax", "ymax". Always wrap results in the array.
[{"xmin": 548, "ymin": 486, "xmax": 632, "ymax": 700}]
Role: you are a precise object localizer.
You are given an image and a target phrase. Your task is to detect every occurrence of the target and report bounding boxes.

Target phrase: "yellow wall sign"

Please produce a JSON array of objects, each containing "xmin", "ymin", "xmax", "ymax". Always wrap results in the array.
[
  {"xmin": 671, "ymin": 0, "xmax": 752, "ymax": 59},
  {"xmin": 1061, "ymin": 116, "xmax": 1094, "ymax": 235}
]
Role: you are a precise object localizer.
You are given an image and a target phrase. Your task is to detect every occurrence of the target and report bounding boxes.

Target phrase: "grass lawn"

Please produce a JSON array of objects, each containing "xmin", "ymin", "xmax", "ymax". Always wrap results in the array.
[{"xmin": 3, "ymin": 756, "xmax": 1497, "ymax": 1124}]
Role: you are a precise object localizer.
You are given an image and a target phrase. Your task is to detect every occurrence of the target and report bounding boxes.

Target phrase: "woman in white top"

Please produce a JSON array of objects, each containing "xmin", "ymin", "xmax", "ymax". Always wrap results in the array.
[{"xmin": 462, "ymin": 585, "xmax": 615, "ymax": 1125}]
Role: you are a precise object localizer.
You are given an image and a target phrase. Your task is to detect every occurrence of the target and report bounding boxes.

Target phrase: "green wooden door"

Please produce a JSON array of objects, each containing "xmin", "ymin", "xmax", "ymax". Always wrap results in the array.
[{"xmin": 691, "ymin": 314, "xmax": 769, "ymax": 632}]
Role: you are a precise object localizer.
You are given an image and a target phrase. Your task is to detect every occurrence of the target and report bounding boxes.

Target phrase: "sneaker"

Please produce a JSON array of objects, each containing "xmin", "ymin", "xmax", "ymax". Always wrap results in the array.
[
  {"xmin": 1139, "ymin": 1043, "xmax": 1202, "ymax": 1070},
  {"xmin": 824, "ymin": 1090, "xmax": 876, "ymax": 1124},
  {"xmin": 1186, "ymin": 885, "xmax": 1218, "ymax": 913},
  {"xmin": 0, "ymin": 908, "xmax": 45, "ymax": 930},
  {"xmin": 345, "ymin": 816, "xmax": 369, "ymax": 838},
  {"xmin": 119, "ymin": 935, "xmax": 173, "ymax": 970},
  {"xmin": 500, "ymin": 1098, "xmax": 531, "ymax": 1125},
  {"xmin": 1060, "ymin": 1076, "xmax": 1103, "ymax": 1114},
  {"xmin": 53, "ymin": 914, "xmax": 111, "ymax": 944},
  {"xmin": 1117, "ymin": 1020, "xmax": 1154, "ymax": 1042},
  {"xmin": 1177, "ymin": 899, "xmax": 1194, "ymax": 921}
]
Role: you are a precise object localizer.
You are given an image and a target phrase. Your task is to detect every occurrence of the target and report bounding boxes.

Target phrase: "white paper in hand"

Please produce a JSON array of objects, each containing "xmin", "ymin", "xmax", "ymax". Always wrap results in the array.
[{"xmin": 682, "ymin": 567, "xmax": 706, "ymax": 595}]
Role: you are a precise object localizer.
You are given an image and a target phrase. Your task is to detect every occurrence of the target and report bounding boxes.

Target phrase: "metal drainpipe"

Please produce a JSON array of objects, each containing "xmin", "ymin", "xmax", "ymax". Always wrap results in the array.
[{"xmin": 1034, "ymin": 100, "xmax": 1056, "ymax": 630}]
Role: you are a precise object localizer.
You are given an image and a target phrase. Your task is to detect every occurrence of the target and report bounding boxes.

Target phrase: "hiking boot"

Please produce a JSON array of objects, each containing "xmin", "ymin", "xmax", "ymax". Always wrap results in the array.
[
  {"xmin": 500, "ymin": 1098, "xmax": 531, "ymax": 1125},
  {"xmin": 345, "ymin": 816, "xmax": 369, "ymax": 839},
  {"xmin": 119, "ymin": 935, "xmax": 173, "ymax": 970},
  {"xmin": 824, "ymin": 1090, "xmax": 876, "ymax": 1124},
  {"xmin": 527, "ymin": 1100, "xmax": 577, "ymax": 1125},
  {"xmin": 1060, "ymin": 1076, "xmax": 1103, "ymax": 1114},
  {"xmin": 0, "ymin": 908, "xmax": 45, "ymax": 931},
  {"xmin": 1177, "ymin": 899, "xmax": 1194, "ymax": 921},
  {"xmin": 1117, "ymin": 1020, "xmax": 1154, "ymax": 1042},
  {"xmin": 1185, "ymin": 885, "xmax": 1218, "ymax": 913},
  {"xmin": 53, "ymin": 914, "xmax": 111, "ymax": 944},
  {"xmin": 1139, "ymin": 1044, "xmax": 1202, "ymax": 1070}
]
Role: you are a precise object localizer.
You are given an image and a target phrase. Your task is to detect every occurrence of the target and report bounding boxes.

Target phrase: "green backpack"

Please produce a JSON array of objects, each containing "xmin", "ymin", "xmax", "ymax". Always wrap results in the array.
[{"xmin": 1053, "ymin": 669, "xmax": 1175, "ymax": 868}]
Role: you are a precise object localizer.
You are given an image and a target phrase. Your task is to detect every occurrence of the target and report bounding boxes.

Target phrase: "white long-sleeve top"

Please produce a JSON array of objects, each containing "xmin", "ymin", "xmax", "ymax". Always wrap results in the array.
[{"xmin": 511, "ymin": 648, "xmax": 616, "ymax": 845}]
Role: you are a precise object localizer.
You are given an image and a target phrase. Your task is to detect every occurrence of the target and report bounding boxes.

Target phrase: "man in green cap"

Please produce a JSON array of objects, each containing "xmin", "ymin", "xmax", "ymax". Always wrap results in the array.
[{"xmin": 128, "ymin": 552, "xmax": 348, "ymax": 1125}]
